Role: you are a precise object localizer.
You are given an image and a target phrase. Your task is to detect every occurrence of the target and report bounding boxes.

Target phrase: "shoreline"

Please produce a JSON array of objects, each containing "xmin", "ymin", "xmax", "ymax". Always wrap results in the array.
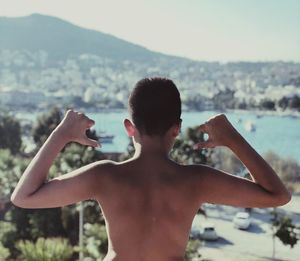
[
  {"xmin": 226, "ymin": 108, "xmax": 300, "ymax": 118},
  {"xmin": 11, "ymin": 108, "xmax": 300, "ymax": 119}
]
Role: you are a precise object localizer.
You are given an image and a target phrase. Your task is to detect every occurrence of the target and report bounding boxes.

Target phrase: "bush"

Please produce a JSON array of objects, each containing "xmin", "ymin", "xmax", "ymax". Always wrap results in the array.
[
  {"xmin": 16, "ymin": 237, "xmax": 74, "ymax": 261},
  {"xmin": 263, "ymin": 151, "xmax": 300, "ymax": 183},
  {"xmin": 0, "ymin": 114, "xmax": 22, "ymax": 154},
  {"xmin": 170, "ymin": 127, "xmax": 210, "ymax": 165},
  {"xmin": 210, "ymin": 147, "xmax": 244, "ymax": 175},
  {"xmin": 82, "ymin": 223, "xmax": 108, "ymax": 260},
  {"xmin": 185, "ymin": 239, "xmax": 203, "ymax": 260},
  {"xmin": 0, "ymin": 221, "xmax": 17, "ymax": 251},
  {"xmin": 0, "ymin": 242, "xmax": 10, "ymax": 261},
  {"xmin": 260, "ymin": 99, "xmax": 275, "ymax": 110}
]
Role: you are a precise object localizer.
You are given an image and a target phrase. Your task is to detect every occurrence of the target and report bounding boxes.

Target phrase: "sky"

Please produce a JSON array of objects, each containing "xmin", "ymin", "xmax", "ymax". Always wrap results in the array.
[{"xmin": 0, "ymin": 0, "xmax": 300, "ymax": 62}]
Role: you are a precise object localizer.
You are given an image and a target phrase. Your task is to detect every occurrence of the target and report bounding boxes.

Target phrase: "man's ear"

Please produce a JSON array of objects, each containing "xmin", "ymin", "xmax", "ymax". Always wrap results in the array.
[
  {"xmin": 124, "ymin": 119, "xmax": 135, "ymax": 137},
  {"xmin": 171, "ymin": 121, "xmax": 181, "ymax": 137}
]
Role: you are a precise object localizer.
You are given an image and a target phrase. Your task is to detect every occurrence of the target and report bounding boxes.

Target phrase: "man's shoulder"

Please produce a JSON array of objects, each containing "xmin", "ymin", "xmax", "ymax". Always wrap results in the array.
[
  {"xmin": 175, "ymin": 163, "xmax": 218, "ymax": 187},
  {"xmin": 93, "ymin": 159, "xmax": 133, "ymax": 175},
  {"xmin": 179, "ymin": 163, "xmax": 210, "ymax": 175},
  {"xmin": 92, "ymin": 159, "xmax": 118, "ymax": 176}
]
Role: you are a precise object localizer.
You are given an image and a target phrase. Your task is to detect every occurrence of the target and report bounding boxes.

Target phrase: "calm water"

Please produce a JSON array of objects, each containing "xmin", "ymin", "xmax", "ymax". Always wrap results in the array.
[
  {"xmin": 86, "ymin": 111, "xmax": 300, "ymax": 163},
  {"xmin": 17, "ymin": 111, "xmax": 300, "ymax": 162}
]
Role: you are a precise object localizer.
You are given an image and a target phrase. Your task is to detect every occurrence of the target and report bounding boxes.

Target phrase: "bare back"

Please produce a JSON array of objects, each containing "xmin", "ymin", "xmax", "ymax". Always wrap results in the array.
[{"xmin": 95, "ymin": 159, "xmax": 201, "ymax": 261}]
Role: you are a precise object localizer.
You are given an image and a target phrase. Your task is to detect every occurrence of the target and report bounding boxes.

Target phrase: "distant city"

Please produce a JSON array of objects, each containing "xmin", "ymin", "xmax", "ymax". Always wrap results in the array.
[{"xmin": 1, "ymin": 49, "xmax": 300, "ymax": 113}]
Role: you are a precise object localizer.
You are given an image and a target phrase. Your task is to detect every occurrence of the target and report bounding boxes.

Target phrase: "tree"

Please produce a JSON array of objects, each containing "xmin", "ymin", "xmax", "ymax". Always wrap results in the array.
[
  {"xmin": 0, "ymin": 147, "xmax": 67, "ymax": 249},
  {"xmin": 0, "ymin": 149, "xmax": 29, "ymax": 220},
  {"xmin": 0, "ymin": 114, "xmax": 22, "ymax": 154},
  {"xmin": 185, "ymin": 95, "xmax": 206, "ymax": 111},
  {"xmin": 288, "ymin": 95, "xmax": 300, "ymax": 110},
  {"xmin": 263, "ymin": 151, "xmax": 300, "ymax": 184},
  {"xmin": 212, "ymin": 88, "xmax": 235, "ymax": 110},
  {"xmin": 0, "ymin": 242, "xmax": 10, "ymax": 260},
  {"xmin": 0, "ymin": 221, "xmax": 16, "ymax": 258},
  {"xmin": 32, "ymin": 107, "xmax": 62, "ymax": 148},
  {"xmin": 170, "ymin": 126, "xmax": 211, "ymax": 165},
  {"xmin": 278, "ymin": 96, "xmax": 289, "ymax": 110},
  {"xmin": 259, "ymin": 99, "xmax": 275, "ymax": 110},
  {"xmin": 270, "ymin": 208, "xmax": 300, "ymax": 259},
  {"xmin": 210, "ymin": 147, "xmax": 244, "ymax": 175},
  {"xmin": 81, "ymin": 222, "xmax": 108, "ymax": 260},
  {"xmin": 119, "ymin": 138, "xmax": 135, "ymax": 161},
  {"xmin": 17, "ymin": 237, "xmax": 74, "ymax": 261},
  {"xmin": 185, "ymin": 239, "xmax": 203, "ymax": 260}
]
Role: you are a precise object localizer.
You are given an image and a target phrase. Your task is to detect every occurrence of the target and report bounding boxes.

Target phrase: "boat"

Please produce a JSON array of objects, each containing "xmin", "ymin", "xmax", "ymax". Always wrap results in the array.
[
  {"xmin": 99, "ymin": 132, "xmax": 115, "ymax": 143},
  {"xmin": 244, "ymin": 120, "xmax": 256, "ymax": 132}
]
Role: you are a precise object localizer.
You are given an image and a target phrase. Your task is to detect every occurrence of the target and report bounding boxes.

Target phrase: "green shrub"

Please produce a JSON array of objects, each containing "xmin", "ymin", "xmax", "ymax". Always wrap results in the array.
[
  {"xmin": 185, "ymin": 239, "xmax": 203, "ymax": 260},
  {"xmin": 16, "ymin": 237, "xmax": 73, "ymax": 261},
  {"xmin": 264, "ymin": 151, "xmax": 300, "ymax": 183},
  {"xmin": 0, "ymin": 242, "xmax": 10, "ymax": 261},
  {"xmin": 82, "ymin": 223, "xmax": 108, "ymax": 260},
  {"xmin": 0, "ymin": 221, "xmax": 17, "ymax": 251}
]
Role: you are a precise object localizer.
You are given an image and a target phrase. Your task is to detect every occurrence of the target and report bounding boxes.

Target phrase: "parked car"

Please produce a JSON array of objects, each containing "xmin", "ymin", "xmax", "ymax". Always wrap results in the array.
[
  {"xmin": 233, "ymin": 212, "xmax": 251, "ymax": 229},
  {"xmin": 199, "ymin": 222, "xmax": 218, "ymax": 241}
]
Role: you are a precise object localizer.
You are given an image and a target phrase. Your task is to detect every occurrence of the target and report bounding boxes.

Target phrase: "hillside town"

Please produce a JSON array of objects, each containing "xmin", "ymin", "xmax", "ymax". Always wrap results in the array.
[{"xmin": 1, "ymin": 49, "xmax": 300, "ymax": 113}]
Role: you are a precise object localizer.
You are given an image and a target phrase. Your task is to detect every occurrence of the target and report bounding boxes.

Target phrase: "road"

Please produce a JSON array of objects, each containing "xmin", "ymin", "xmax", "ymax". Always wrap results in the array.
[{"xmin": 192, "ymin": 195, "xmax": 300, "ymax": 261}]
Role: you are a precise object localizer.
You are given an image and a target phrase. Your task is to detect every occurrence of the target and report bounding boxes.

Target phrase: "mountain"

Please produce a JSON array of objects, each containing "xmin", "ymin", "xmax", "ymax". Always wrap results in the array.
[{"xmin": 0, "ymin": 14, "xmax": 166, "ymax": 61}]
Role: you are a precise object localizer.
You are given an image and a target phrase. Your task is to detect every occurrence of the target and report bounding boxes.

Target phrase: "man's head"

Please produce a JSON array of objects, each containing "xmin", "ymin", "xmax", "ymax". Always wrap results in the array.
[{"xmin": 126, "ymin": 77, "xmax": 181, "ymax": 137}]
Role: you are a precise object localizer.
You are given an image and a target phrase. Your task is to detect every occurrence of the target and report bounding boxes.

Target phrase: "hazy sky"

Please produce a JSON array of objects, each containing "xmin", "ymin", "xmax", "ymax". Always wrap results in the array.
[{"xmin": 1, "ymin": 0, "xmax": 300, "ymax": 62}]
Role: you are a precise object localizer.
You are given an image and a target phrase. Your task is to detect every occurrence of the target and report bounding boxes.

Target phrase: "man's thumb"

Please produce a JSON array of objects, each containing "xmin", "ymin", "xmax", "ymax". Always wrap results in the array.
[
  {"xmin": 84, "ymin": 137, "xmax": 101, "ymax": 148},
  {"xmin": 193, "ymin": 140, "xmax": 215, "ymax": 149}
]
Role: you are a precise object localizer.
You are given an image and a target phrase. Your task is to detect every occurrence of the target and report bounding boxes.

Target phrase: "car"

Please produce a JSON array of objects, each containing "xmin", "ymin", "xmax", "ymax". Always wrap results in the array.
[
  {"xmin": 199, "ymin": 223, "xmax": 218, "ymax": 241},
  {"xmin": 190, "ymin": 222, "xmax": 218, "ymax": 241},
  {"xmin": 233, "ymin": 211, "xmax": 251, "ymax": 229}
]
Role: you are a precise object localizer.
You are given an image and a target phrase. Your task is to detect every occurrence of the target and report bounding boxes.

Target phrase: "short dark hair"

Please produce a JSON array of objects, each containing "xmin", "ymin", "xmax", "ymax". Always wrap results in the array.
[{"xmin": 129, "ymin": 77, "xmax": 181, "ymax": 136}]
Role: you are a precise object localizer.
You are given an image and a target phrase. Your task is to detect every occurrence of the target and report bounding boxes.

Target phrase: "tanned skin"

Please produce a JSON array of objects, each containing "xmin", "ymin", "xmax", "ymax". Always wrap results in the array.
[{"xmin": 11, "ymin": 110, "xmax": 291, "ymax": 261}]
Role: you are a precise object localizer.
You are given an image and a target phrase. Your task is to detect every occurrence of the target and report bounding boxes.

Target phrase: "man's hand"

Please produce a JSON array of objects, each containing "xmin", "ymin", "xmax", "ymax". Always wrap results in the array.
[
  {"xmin": 194, "ymin": 114, "xmax": 240, "ymax": 149},
  {"xmin": 54, "ymin": 110, "xmax": 100, "ymax": 148}
]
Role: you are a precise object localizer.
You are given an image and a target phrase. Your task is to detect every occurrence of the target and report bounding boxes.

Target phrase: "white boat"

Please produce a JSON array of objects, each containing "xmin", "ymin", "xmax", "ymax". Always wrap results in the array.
[
  {"xmin": 244, "ymin": 120, "xmax": 256, "ymax": 132},
  {"xmin": 99, "ymin": 132, "xmax": 115, "ymax": 143}
]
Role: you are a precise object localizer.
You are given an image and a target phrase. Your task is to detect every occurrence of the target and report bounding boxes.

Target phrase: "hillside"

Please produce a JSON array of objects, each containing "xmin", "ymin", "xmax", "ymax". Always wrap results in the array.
[{"xmin": 0, "ymin": 13, "xmax": 165, "ymax": 61}]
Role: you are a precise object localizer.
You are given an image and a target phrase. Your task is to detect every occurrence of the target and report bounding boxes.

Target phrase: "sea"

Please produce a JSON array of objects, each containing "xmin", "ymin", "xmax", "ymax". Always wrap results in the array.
[
  {"xmin": 88, "ymin": 110, "xmax": 300, "ymax": 162},
  {"xmin": 18, "ymin": 110, "xmax": 300, "ymax": 163}
]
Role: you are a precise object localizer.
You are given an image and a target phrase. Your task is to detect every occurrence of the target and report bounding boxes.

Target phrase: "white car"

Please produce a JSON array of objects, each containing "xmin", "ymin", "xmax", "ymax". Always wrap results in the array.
[
  {"xmin": 233, "ymin": 212, "xmax": 251, "ymax": 229},
  {"xmin": 190, "ymin": 222, "xmax": 218, "ymax": 241},
  {"xmin": 199, "ymin": 223, "xmax": 218, "ymax": 241}
]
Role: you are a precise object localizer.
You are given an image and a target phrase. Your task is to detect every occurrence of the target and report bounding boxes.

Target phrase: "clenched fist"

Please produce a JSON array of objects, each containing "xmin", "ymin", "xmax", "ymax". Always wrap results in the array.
[
  {"xmin": 194, "ymin": 114, "xmax": 240, "ymax": 149},
  {"xmin": 55, "ymin": 110, "xmax": 100, "ymax": 148}
]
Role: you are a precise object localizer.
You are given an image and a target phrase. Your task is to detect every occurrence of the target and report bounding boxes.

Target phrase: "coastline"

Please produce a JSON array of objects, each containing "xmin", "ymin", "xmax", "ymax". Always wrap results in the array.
[
  {"xmin": 226, "ymin": 108, "xmax": 300, "ymax": 118},
  {"xmin": 11, "ymin": 107, "xmax": 300, "ymax": 119}
]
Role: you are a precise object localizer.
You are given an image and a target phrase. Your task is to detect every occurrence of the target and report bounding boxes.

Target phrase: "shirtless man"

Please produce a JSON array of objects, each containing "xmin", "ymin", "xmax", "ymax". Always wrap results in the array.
[{"xmin": 11, "ymin": 78, "xmax": 291, "ymax": 261}]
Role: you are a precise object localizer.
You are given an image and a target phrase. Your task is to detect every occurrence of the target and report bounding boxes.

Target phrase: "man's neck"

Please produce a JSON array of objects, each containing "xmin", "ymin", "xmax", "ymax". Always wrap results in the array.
[{"xmin": 132, "ymin": 136, "xmax": 170, "ymax": 161}]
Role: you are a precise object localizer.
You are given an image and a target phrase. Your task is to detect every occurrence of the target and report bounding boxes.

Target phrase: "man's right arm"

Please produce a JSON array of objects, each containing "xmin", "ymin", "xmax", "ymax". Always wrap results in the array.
[{"xmin": 191, "ymin": 114, "xmax": 291, "ymax": 208}]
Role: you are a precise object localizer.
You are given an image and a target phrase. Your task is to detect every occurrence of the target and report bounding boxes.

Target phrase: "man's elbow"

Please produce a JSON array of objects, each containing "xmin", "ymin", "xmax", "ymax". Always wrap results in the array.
[
  {"xmin": 10, "ymin": 193, "xmax": 27, "ymax": 208},
  {"xmin": 274, "ymin": 190, "xmax": 292, "ymax": 207},
  {"xmin": 10, "ymin": 193, "xmax": 20, "ymax": 207}
]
